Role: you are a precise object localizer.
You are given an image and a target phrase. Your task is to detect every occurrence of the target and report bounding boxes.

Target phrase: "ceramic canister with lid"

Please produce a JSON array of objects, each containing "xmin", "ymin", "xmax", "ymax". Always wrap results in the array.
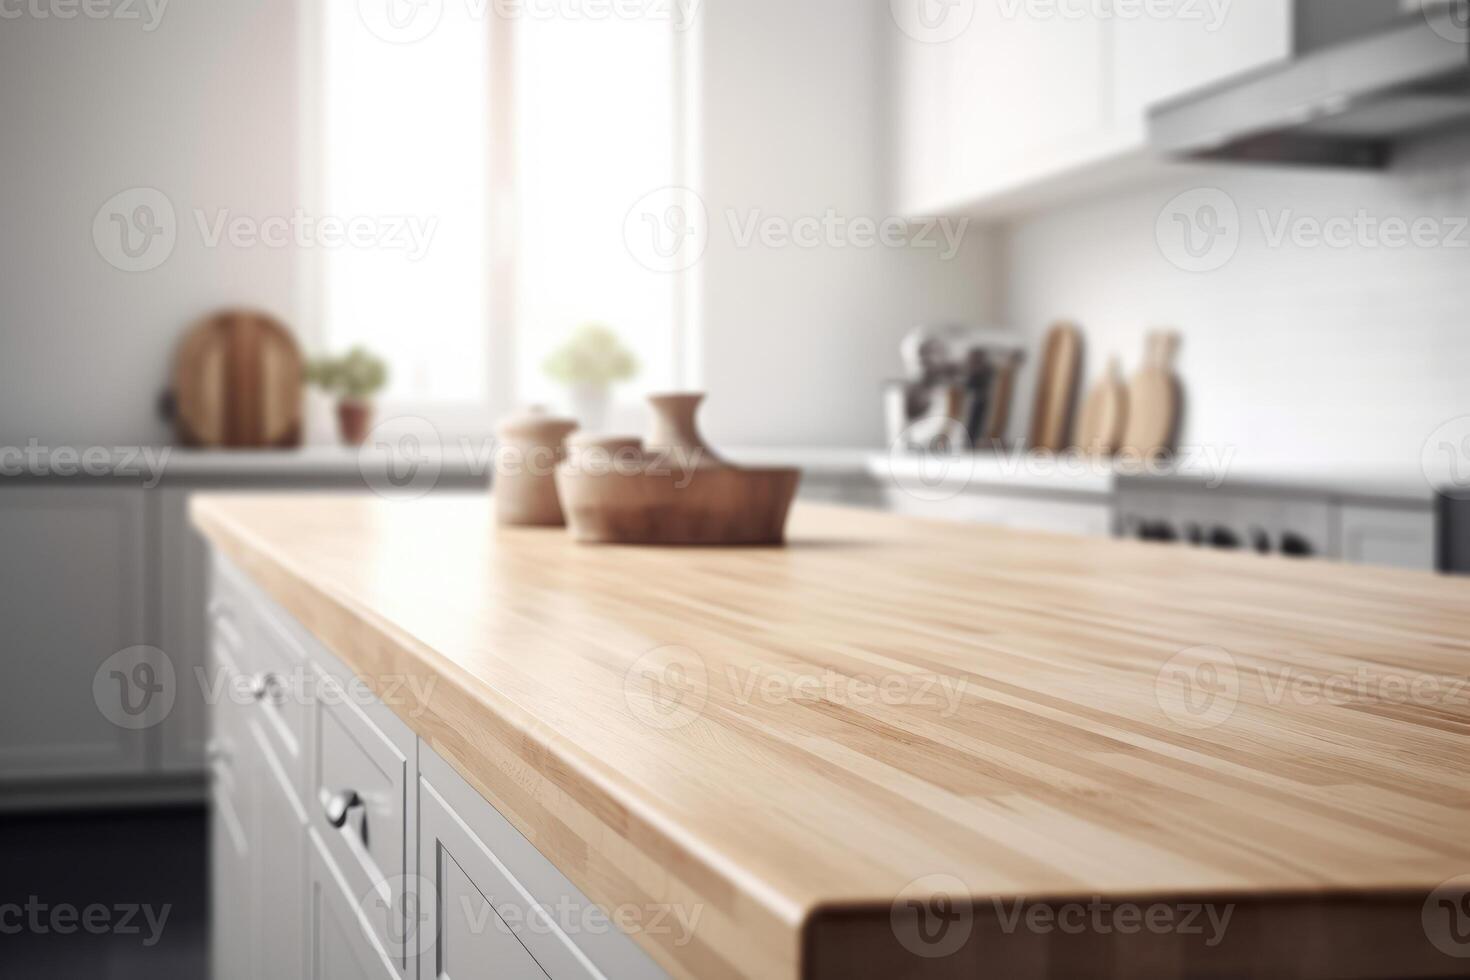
[{"xmin": 494, "ymin": 409, "xmax": 578, "ymax": 526}]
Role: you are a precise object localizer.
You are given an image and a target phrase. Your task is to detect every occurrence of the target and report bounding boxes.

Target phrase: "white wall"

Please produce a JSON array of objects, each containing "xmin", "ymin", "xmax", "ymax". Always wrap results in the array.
[
  {"xmin": 696, "ymin": 0, "xmax": 998, "ymax": 449},
  {"xmin": 1002, "ymin": 131, "xmax": 1470, "ymax": 473},
  {"xmin": 0, "ymin": 1, "xmax": 300, "ymax": 448}
]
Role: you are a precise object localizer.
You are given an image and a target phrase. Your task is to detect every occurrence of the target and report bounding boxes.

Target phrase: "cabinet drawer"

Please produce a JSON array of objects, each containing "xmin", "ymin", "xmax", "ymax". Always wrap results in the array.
[
  {"xmin": 250, "ymin": 602, "xmax": 309, "ymax": 774},
  {"xmin": 307, "ymin": 830, "xmax": 399, "ymax": 980},
  {"xmin": 214, "ymin": 554, "xmax": 310, "ymax": 787},
  {"xmin": 419, "ymin": 748, "xmax": 669, "ymax": 980},
  {"xmin": 311, "ymin": 665, "xmax": 411, "ymax": 976}
]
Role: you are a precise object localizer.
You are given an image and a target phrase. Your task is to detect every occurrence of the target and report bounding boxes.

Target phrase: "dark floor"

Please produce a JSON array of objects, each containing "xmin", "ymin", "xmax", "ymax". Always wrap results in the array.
[{"xmin": 0, "ymin": 806, "xmax": 209, "ymax": 979}]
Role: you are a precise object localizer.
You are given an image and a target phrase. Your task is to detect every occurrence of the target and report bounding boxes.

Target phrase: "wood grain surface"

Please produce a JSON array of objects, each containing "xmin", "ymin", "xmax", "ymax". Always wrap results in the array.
[
  {"xmin": 1027, "ymin": 323, "xmax": 1083, "ymax": 453},
  {"xmin": 191, "ymin": 494, "xmax": 1470, "ymax": 979},
  {"xmin": 1121, "ymin": 331, "xmax": 1182, "ymax": 460},
  {"xmin": 173, "ymin": 309, "xmax": 303, "ymax": 448}
]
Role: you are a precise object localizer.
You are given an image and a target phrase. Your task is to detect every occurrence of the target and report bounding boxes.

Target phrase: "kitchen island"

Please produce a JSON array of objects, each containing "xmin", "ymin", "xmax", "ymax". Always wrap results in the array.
[{"xmin": 192, "ymin": 494, "xmax": 1470, "ymax": 979}]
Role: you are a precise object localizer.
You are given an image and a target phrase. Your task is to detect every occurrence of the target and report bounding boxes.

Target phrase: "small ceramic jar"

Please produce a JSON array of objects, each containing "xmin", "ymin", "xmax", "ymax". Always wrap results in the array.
[{"xmin": 494, "ymin": 409, "xmax": 578, "ymax": 527}]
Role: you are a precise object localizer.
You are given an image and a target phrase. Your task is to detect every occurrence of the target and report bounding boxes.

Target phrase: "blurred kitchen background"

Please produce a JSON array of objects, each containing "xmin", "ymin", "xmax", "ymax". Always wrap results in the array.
[{"xmin": 2, "ymin": 0, "xmax": 1470, "ymax": 973}]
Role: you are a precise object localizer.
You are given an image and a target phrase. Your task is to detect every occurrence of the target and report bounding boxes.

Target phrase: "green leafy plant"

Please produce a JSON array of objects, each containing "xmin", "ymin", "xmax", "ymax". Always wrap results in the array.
[
  {"xmin": 543, "ymin": 323, "xmax": 638, "ymax": 389},
  {"xmin": 305, "ymin": 346, "xmax": 388, "ymax": 402}
]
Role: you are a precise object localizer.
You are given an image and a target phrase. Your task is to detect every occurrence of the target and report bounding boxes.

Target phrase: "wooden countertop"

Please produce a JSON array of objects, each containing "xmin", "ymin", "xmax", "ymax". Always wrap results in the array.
[{"xmin": 191, "ymin": 494, "xmax": 1470, "ymax": 979}]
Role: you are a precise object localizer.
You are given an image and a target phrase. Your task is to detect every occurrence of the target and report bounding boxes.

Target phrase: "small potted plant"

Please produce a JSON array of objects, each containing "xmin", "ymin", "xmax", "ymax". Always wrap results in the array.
[
  {"xmin": 305, "ymin": 347, "xmax": 388, "ymax": 446},
  {"xmin": 543, "ymin": 323, "xmax": 638, "ymax": 432}
]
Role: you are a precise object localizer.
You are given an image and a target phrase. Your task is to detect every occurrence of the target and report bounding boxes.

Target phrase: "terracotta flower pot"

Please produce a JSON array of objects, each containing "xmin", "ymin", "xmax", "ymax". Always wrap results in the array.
[{"xmin": 336, "ymin": 399, "xmax": 374, "ymax": 446}]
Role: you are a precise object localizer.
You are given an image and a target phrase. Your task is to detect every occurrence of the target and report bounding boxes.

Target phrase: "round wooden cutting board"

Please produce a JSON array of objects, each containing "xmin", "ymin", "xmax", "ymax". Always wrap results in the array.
[{"xmin": 173, "ymin": 309, "xmax": 304, "ymax": 448}]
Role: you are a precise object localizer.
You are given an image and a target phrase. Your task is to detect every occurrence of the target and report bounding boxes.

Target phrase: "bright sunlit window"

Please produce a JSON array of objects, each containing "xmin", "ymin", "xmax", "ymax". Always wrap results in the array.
[
  {"xmin": 513, "ymin": 16, "xmax": 680, "ymax": 411},
  {"xmin": 320, "ymin": 3, "xmax": 490, "ymax": 406}
]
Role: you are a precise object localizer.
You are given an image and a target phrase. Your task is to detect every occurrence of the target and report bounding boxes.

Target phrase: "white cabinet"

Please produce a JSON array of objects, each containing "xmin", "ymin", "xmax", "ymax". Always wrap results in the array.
[
  {"xmin": 893, "ymin": 0, "xmax": 1292, "ymax": 216},
  {"xmin": 208, "ymin": 550, "xmax": 669, "ymax": 980},
  {"xmin": 307, "ymin": 831, "xmax": 398, "ymax": 980},
  {"xmin": 0, "ymin": 486, "xmax": 150, "ymax": 780},
  {"xmin": 1339, "ymin": 504, "xmax": 1437, "ymax": 572},
  {"xmin": 159, "ymin": 487, "xmax": 209, "ymax": 772},
  {"xmin": 882, "ymin": 486, "xmax": 1114, "ymax": 537},
  {"xmin": 248, "ymin": 720, "xmax": 307, "ymax": 980},
  {"xmin": 899, "ymin": 5, "xmax": 1111, "ymax": 214},
  {"xmin": 210, "ymin": 556, "xmax": 307, "ymax": 980},
  {"xmin": 1112, "ymin": 0, "xmax": 1293, "ymax": 138},
  {"xmin": 209, "ymin": 573, "xmax": 256, "ymax": 980}
]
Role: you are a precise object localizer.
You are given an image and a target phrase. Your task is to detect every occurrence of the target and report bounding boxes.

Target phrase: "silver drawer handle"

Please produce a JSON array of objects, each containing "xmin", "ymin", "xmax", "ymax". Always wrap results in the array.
[
  {"xmin": 323, "ymin": 790, "xmax": 361, "ymax": 829},
  {"xmin": 248, "ymin": 672, "xmax": 286, "ymax": 706}
]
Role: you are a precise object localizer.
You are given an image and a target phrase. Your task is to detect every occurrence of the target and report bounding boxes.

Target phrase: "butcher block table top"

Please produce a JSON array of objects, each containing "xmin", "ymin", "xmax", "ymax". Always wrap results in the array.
[{"xmin": 191, "ymin": 494, "xmax": 1470, "ymax": 979}]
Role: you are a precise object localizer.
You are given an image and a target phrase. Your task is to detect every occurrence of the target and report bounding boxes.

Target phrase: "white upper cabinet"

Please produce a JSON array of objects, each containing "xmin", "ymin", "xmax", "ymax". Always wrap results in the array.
[
  {"xmin": 893, "ymin": 0, "xmax": 1293, "ymax": 217},
  {"xmin": 1112, "ymin": 0, "xmax": 1294, "ymax": 137}
]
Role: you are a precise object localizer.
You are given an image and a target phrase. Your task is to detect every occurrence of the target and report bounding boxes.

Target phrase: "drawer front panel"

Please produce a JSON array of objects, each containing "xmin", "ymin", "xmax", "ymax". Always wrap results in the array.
[
  {"xmin": 307, "ymin": 830, "xmax": 399, "ymax": 980},
  {"xmin": 419, "ymin": 749, "xmax": 670, "ymax": 980},
  {"xmin": 249, "ymin": 603, "xmax": 309, "ymax": 777},
  {"xmin": 312, "ymin": 667, "xmax": 410, "ymax": 975}
]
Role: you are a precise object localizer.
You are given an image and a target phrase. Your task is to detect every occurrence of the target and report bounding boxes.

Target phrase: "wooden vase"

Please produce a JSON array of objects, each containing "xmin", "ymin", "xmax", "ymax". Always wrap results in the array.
[{"xmin": 645, "ymin": 393, "xmax": 724, "ymax": 469}]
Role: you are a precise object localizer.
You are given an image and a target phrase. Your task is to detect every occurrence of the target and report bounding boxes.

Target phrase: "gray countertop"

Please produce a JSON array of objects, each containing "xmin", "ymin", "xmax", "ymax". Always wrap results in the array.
[{"xmin": 0, "ymin": 442, "xmax": 1441, "ymax": 505}]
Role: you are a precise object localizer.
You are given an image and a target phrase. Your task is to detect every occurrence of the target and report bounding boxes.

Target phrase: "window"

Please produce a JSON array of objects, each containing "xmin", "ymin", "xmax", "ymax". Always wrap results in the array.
[
  {"xmin": 513, "ymin": 14, "xmax": 683, "ymax": 415},
  {"xmin": 312, "ymin": 6, "xmax": 693, "ymax": 430}
]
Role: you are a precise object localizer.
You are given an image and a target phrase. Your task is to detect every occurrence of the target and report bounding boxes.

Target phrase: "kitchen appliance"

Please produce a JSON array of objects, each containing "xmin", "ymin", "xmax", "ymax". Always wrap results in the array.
[
  {"xmin": 1439, "ymin": 493, "xmax": 1470, "ymax": 571},
  {"xmin": 1116, "ymin": 477, "xmax": 1330, "ymax": 557},
  {"xmin": 1121, "ymin": 332, "xmax": 1182, "ymax": 460},
  {"xmin": 1026, "ymin": 322, "xmax": 1082, "ymax": 452},
  {"xmin": 172, "ymin": 309, "xmax": 304, "ymax": 448},
  {"xmin": 1151, "ymin": 0, "xmax": 1470, "ymax": 168},
  {"xmin": 1117, "ymin": 475, "xmax": 1449, "ymax": 572},
  {"xmin": 888, "ymin": 326, "xmax": 1025, "ymax": 451}
]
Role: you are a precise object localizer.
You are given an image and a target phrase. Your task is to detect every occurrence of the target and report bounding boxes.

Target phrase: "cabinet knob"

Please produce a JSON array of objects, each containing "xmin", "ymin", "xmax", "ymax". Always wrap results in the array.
[
  {"xmin": 323, "ymin": 790, "xmax": 361, "ymax": 829},
  {"xmin": 249, "ymin": 672, "xmax": 286, "ymax": 706}
]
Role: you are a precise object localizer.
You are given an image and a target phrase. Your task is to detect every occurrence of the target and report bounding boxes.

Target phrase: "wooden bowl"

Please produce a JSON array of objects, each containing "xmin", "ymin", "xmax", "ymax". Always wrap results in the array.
[{"xmin": 555, "ymin": 465, "xmax": 801, "ymax": 546}]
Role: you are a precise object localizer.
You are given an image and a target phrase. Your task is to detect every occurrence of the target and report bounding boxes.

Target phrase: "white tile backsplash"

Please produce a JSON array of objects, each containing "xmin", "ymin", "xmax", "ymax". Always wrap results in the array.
[{"xmin": 1001, "ymin": 130, "xmax": 1470, "ymax": 476}]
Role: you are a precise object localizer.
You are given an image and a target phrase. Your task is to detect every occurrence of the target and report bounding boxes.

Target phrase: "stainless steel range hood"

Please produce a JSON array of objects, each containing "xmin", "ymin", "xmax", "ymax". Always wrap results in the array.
[{"xmin": 1150, "ymin": 1, "xmax": 1470, "ymax": 168}]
